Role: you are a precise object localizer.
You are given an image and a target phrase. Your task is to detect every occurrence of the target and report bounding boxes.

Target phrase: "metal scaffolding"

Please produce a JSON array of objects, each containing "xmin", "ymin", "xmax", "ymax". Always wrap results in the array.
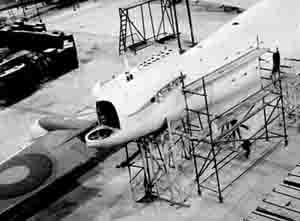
[
  {"xmin": 118, "ymin": 0, "xmax": 196, "ymax": 55},
  {"xmin": 281, "ymin": 58, "xmax": 300, "ymax": 119},
  {"xmin": 117, "ymin": 130, "xmax": 191, "ymax": 207},
  {"xmin": 174, "ymin": 46, "xmax": 289, "ymax": 202},
  {"xmin": 117, "ymin": 42, "xmax": 295, "ymax": 205},
  {"xmin": 119, "ymin": 0, "xmax": 175, "ymax": 55}
]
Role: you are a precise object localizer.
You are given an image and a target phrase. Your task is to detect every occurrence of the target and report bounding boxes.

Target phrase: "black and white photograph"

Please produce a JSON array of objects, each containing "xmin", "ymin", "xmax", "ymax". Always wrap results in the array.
[{"xmin": 0, "ymin": 0, "xmax": 299, "ymax": 220}]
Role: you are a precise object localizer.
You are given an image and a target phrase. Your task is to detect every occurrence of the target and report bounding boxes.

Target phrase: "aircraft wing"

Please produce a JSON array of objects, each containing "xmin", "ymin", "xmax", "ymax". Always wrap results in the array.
[
  {"xmin": 196, "ymin": 0, "xmax": 260, "ymax": 9},
  {"xmin": 0, "ymin": 120, "xmax": 124, "ymax": 219}
]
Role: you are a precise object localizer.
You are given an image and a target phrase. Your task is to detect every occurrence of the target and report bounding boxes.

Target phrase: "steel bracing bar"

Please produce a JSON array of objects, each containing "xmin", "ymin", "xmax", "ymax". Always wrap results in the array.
[
  {"xmin": 156, "ymin": 0, "xmax": 176, "ymax": 37},
  {"xmin": 184, "ymin": 0, "xmax": 196, "ymax": 46},
  {"xmin": 221, "ymin": 141, "xmax": 282, "ymax": 192},
  {"xmin": 171, "ymin": 0, "xmax": 183, "ymax": 54},
  {"xmin": 278, "ymin": 70, "xmax": 289, "ymax": 146},
  {"xmin": 216, "ymin": 111, "xmax": 282, "ymax": 145},
  {"xmin": 148, "ymin": 2, "xmax": 156, "ymax": 39},
  {"xmin": 202, "ymin": 133, "xmax": 282, "ymax": 193},
  {"xmin": 213, "ymin": 80, "xmax": 276, "ymax": 122},
  {"xmin": 195, "ymin": 147, "xmax": 237, "ymax": 180},
  {"xmin": 201, "ymin": 76, "xmax": 223, "ymax": 202},
  {"xmin": 213, "ymin": 95, "xmax": 281, "ymax": 144}
]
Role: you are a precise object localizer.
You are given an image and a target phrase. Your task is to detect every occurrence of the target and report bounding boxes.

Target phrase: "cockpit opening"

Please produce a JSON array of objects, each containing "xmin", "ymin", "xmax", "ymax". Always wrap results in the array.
[
  {"xmin": 96, "ymin": 100, "xmax": 121, "ymax": 129},
  {"xmin": 125, "ymin": 71, "xmax": 134, "ymax": 82}
]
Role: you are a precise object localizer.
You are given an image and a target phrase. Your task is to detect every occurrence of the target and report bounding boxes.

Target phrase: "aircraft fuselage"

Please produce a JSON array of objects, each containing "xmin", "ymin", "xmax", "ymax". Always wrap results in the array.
[{"xmin": 85, "ymin": 0, "xmax": 300, "ymax": 148}]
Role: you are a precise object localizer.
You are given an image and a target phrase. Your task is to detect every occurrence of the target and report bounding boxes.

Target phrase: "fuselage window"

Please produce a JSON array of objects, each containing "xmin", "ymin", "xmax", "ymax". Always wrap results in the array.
[
  {"xmin": 151, "ymin": 75, "xmax": 185, "ymax": 103},
  {"xmin": 125, "ymin": 71, "xmax": 134, "ymax": 82}
]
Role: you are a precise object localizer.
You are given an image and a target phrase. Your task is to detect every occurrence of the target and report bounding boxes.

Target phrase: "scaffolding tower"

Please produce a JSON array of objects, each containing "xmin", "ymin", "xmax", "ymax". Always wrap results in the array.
[
  {"xmin": 174, "ymin": 46, "xmax": 288, "ymax": 202},
  {"xmin": 118, "ymin": 0, "xmax": 196, "ymax": 55},
  {"xmin": 119, "ymin": 0, "xmax": 175, "ymax": 55}
]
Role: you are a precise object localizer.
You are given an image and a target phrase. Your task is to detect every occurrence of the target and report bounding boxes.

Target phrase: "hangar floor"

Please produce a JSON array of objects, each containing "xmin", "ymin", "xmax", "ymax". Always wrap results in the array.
[{"xmin": 2, "ymin": 1, "xmax": 299, "ymax": 221}]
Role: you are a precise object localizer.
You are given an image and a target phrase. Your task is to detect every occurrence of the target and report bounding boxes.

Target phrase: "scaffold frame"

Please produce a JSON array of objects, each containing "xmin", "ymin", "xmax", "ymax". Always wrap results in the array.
[
  {"xmin": 117, "ymin": 132, "xmax": 191, "ymax": 208},
  {"xmin": 118, "ymin": 0, "xmax": 176, "ymax": 55},
  {"xmin": 175, "ymin": 45, "xmax": 289, "ymax": 202},
  {"xmin": 118, "ymin": 0, "xmax": 196, "ymax": 55},
  {"xmin": 117, "ymin": 42, "xmax": 294, "ymax": 206}
]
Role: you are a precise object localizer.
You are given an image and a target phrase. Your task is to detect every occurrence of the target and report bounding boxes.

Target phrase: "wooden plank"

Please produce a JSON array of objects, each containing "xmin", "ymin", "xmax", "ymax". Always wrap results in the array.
[
  {"xmin": 245, "ymin": 162, "xmax": 300, "ymax": 221},
  {"xmin": 257, "ymin": 201, "xmax": 300, "ymax": 221},
  {"xmin": 289, "ymin": 165, "xmax": 300, "ymax": 177},
  {"xmin": 274, "ymin": 184, "xmax": 300, "ymax": 200},
  {"xmin": 264, "ymin": 191, "xmax": 300, "ymax": 213},
  {"xmin": 248, "ymin": 211, "xmax": 286, "ymax": 221},
  {"xmin": 284, "ymin": 176, "xmax": 300, "ymax": 189},
  {"xmin": 281, "ymin": 183, "xmax": 300, "ymax": 192}
]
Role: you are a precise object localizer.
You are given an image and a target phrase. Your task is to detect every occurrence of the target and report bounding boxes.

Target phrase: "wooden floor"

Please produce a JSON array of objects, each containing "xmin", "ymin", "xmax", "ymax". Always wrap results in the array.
[{"xmin": 246, "ymin": 162, "xmax": 300, "ymax": 221}]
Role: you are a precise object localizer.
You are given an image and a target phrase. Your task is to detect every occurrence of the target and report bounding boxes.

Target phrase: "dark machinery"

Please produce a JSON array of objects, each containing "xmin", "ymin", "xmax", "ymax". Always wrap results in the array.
[{"xmin": 0, "ymin": 20, "xmax": 79, "ymax": 105}]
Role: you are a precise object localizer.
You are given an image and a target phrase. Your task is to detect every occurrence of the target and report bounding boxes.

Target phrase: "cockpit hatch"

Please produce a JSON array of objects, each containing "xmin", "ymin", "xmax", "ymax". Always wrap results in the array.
[{"xmin": 96, "ymin": 101, "xmax": 121, "ymax": 129}]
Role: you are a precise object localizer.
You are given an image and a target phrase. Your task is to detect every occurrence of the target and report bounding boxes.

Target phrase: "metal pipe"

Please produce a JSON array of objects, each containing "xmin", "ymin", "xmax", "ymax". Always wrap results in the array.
[
  {"xmin": 202, "ymin": 77, "xmax": 223, "ymax": 203},
  {"xmin": 171, "ymin": 0, "xmax": 184, "ymax": 54},
  {"xmin": 262, "ymin": 97, "xmax": 269, "ymax": 141},
  {"xmin": 148, "ymin": 2, "xmax": 156, "ymax": 40},
  {"xmin": 141, "ymin": 5, "xmax": 146, "ymax": 39},
  {"xmin": 184, "ymin": 0, "xmax": 196, "ymax": 45},
  {"xmin": 161, "ymin": 0, "xmax": 166, "ymax": 34},
  {"xmin": 278, "ymin": 67, "xmax": 289, "ymax": 146}
]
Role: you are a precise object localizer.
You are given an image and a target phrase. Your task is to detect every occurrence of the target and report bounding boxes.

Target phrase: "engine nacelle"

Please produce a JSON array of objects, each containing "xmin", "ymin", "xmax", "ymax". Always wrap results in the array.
[{"xmin": 85, "ymin": 125, "xmax": 117, "ymax": 144}]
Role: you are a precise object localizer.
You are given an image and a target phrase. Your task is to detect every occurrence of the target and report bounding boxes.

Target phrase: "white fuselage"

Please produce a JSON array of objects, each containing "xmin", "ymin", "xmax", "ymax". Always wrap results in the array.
[{"xmin": 87, "ymin": 0, "xmax": 300, "ymax": 148}]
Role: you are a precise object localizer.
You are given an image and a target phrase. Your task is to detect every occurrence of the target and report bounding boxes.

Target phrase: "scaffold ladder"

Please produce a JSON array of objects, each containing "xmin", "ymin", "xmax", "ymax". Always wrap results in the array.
[{"xmin": 119, "ymin": 8, "xmax": 128, "ymax": 55}]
